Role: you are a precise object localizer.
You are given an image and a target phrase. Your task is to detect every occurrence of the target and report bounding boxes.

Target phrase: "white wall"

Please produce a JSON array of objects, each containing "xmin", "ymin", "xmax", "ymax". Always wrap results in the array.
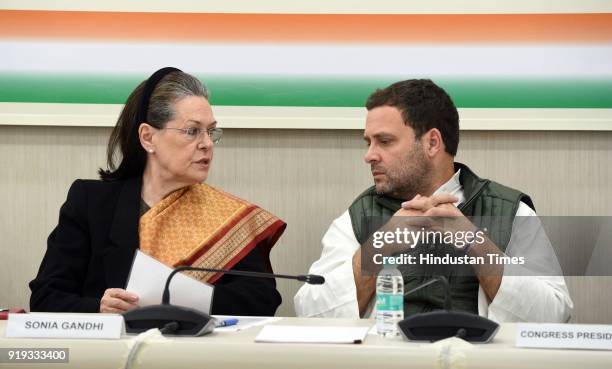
[{"xmin": 1, "ymin": 126, "xmax": 610, "ymax": 322}]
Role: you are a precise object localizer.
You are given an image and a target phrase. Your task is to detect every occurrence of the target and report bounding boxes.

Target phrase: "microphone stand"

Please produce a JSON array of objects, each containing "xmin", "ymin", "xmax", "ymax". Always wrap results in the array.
[
  {"xmin": 397, "ymin": 276, "xmax": 499, "ymax": 343},
  {"xmin": 123, "ymin": 266, "xmax": 324, "ymax": 336}
]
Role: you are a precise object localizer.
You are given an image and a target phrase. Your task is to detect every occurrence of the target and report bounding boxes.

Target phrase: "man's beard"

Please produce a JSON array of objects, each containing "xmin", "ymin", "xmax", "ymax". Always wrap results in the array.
[{"xmin": 373, "ymin": 144, "xmax": 432, "ymax": 200}]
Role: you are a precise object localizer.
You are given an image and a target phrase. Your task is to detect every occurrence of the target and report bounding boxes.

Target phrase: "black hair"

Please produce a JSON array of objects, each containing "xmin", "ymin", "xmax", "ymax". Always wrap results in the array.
[
  {"xmin": 98, "ymin": 68, "xmax": 208, "ymax": 181},
  {"xmin": 365, "ymin": 79, "xmax": 459, "ymax": 156}
]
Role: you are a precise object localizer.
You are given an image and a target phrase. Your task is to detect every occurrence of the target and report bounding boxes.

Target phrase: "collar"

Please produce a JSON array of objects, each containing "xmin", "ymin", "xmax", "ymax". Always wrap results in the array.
[{"xmin": 432, "ymin": 168, "xmax": 465, "ymax": 206}]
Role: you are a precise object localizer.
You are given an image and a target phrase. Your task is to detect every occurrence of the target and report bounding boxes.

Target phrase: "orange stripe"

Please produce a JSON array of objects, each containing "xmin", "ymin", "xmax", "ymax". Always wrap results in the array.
[{"xmin": 1, "ymin": 10, "xmax": 612, "ymax": 43}]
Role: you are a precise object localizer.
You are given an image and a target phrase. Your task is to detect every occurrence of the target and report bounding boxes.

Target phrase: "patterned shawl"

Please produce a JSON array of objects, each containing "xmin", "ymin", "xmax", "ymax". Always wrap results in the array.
[{"xmin": 139, "ymin": 184, "xmax": 286, "ymax": 283}]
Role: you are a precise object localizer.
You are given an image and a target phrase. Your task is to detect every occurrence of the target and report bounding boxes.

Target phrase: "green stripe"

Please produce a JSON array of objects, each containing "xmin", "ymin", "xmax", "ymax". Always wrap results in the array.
[{"xmin": 1, "ymin": 73, "xmax": 611, "ymax": 108}]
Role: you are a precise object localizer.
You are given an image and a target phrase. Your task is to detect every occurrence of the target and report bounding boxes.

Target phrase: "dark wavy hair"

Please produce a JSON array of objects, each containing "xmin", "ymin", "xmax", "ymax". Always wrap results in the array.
[
  {"xmin": 98, "ymin": 71, "xmax": 208, "ymax": 181},
  {"xmin": 365, "ymin": 79, "xmax": 460, "ymax": 156}
]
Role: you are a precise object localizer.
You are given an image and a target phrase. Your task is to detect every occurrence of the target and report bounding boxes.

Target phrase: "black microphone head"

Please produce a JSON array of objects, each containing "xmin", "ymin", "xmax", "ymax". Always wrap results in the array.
[
  {"xmin": 304, "ymin": 274, "xmax": 325, "ymax": 284},
  {"xmin": 398, "ymin": 310, "xmax": 499, "ymax": 343},
  {"xmin": 123, "ymin": 304, "xmax": 215, "ymax": 336}
]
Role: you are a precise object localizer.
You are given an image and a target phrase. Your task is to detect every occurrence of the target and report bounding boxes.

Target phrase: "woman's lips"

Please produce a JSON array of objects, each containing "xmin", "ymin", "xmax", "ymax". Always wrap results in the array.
[{"xmin": 194, "ymin": 158, "xmax": 210, "ymax": 168}]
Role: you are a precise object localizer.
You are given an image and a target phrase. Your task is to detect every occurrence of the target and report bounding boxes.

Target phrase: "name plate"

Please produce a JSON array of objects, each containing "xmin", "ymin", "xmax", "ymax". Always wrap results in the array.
[
  {"xmin": 6, "ymin": 313, "xmax": 124, "ymax": 339},
  {"xmin": 516, "ymin": 323, "xmax": 612, "ymax": 350}
]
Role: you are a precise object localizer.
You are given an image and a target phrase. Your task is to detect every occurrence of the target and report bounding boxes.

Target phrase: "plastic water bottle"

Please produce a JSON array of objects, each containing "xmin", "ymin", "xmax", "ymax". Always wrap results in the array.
[{"xmin": 375, "ymin": 263, "xmax": 404, "ymax": 337}]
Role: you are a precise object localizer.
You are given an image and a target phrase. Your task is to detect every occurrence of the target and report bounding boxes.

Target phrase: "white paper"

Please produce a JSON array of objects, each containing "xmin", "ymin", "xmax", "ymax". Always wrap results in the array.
[
  {"xmin": 212, "ymin": 315, "xmax": 282, "ymax": 332},
  {"xmin": 126, "ymin": 250, "xmax": 214, "ymax": 314},
  {"xmin": 6, "ymin": 313, "xmax": 124, "ymax": 339},
  {"xmin": 516, "ymin": 323, "xmax": 612, "ymax": 350},
  {"xmin": 255, "ymin": 325, "xmax": 370, "ymax": 344}
]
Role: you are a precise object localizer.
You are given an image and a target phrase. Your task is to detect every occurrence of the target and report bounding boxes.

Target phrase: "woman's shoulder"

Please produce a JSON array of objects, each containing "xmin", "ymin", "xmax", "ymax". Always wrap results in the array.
[
  {"xmin": 62, "ymin": 178, "xmax": 141, "ymax": 218},
  {"xmin": 68, "ymin": 178, "xmax": 127, "ymax": 193},
  {"xmin": 64, "ymin": 178, "xmax": 136, "ymax": 205}
]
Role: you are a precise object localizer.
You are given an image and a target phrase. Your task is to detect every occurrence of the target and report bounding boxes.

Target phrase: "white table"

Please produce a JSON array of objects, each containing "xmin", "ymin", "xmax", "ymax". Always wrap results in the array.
[{"xmin": 1, "ymin": 318, "xmax": 610, "ymax": 369}]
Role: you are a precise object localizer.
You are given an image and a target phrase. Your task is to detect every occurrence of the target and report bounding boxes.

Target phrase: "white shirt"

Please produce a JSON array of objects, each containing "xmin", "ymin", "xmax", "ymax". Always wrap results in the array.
[{"xmin": 294, "ymin": 170, "xmax": 573, "ymax": 322}]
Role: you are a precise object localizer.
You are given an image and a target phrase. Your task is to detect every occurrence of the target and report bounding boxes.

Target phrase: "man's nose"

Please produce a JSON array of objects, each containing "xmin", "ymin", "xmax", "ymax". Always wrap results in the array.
[{"xmin": 364, "ymin": 145, "xmax": 380, "ymax": 164}]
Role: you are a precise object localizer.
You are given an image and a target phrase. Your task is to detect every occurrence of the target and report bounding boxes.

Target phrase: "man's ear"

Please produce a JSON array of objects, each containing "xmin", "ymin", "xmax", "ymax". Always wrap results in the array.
[
  {"xmin": 423, "ymin": 128, "xmax": 444, "ymax": 157},
  {"xmin": 138, "ymin": 123, "xmax": 156, "ymax": 153}
]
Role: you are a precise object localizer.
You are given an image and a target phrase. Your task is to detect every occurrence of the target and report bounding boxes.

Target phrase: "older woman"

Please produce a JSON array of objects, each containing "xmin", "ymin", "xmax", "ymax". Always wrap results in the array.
[{"xmin": 29, "ymin": 67, "xmax": 285, "ymax": 316}]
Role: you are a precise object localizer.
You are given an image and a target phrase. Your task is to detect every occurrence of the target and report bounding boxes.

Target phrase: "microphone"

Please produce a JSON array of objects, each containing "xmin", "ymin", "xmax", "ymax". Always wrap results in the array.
[
  {"xmin": 397, "ymin": 276, "xmax": 499, "ymax": 343},
  {"xmin": 159, "ymin": 267, "xmax": 324, "ymax": 305},
  {"xmin": 123, "ymin": 266, "xmax": 325, "ymax": 336}
]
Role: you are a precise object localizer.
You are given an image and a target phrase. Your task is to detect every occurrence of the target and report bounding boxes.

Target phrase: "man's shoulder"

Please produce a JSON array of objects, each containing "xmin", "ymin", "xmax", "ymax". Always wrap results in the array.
[
  {"xmin": 484, "ymin": 180, "xmax": 535, "ymax": 211},
  {"xmin": 349, "ymin": 186, "xmax": 378, "ymax": 208},
  {"xmin": 457, "ymin": 162, "xmax": 535, "ymax": 211},
  {"xmin": 485, "ymin": 180, "xmax": 524, "ymax": 197}
]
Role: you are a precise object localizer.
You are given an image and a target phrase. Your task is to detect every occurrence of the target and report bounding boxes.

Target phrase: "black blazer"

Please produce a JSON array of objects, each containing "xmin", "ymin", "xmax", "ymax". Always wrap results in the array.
[{"xmin": 29, "ymin": 177, "xmax": 282, "ymax": 315}]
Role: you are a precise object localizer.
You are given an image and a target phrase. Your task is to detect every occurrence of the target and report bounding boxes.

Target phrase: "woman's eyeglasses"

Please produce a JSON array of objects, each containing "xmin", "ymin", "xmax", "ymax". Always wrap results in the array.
[{"xmin": 163, "ymin": 127, "xmax": 223, "ymax": 144}]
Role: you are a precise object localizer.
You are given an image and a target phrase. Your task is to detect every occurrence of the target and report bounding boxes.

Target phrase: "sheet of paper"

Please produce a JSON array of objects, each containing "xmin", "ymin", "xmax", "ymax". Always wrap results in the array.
[
  {"xmin": 212, "ymin": 315, "xmax": 283, "ymax": 332},
  {"xmin": 255, "ymin": 325, "xmax": 370, "ymax": 344},
  {"xmin": 126, "ymin": 250, "xmax": 214, "ymax": 314}
]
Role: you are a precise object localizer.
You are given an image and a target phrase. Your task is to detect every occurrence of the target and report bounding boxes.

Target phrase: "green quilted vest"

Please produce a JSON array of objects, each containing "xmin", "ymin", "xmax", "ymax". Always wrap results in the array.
[{"xmin": 348, "ymin": 162, "xmax": 534, "ymax": 316}]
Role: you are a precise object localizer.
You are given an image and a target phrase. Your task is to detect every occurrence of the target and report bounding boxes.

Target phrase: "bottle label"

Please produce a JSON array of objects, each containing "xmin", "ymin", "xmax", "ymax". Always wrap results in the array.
[{"xmin": 376, "ymin": 294, "xmax": 403, "ymax": 311}]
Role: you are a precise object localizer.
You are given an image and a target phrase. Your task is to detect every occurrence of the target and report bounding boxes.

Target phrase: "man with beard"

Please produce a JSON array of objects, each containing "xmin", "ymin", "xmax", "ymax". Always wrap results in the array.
[{"xmin": 294, "ymin": 79, "xmax": 572, "ymax": 322}]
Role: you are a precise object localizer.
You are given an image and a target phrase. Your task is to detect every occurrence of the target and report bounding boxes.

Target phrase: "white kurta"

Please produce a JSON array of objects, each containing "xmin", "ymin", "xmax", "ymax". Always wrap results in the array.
[{"xmin": 294, "ymin": 171, "xmax": 573, "ymax": 322}]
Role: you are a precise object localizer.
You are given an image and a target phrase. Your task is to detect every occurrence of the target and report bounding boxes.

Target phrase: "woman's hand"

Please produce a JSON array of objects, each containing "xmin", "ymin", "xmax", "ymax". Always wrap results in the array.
[{"xmin": 99, "ymin": 288, "xmax": 139, "ymax": 313}]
